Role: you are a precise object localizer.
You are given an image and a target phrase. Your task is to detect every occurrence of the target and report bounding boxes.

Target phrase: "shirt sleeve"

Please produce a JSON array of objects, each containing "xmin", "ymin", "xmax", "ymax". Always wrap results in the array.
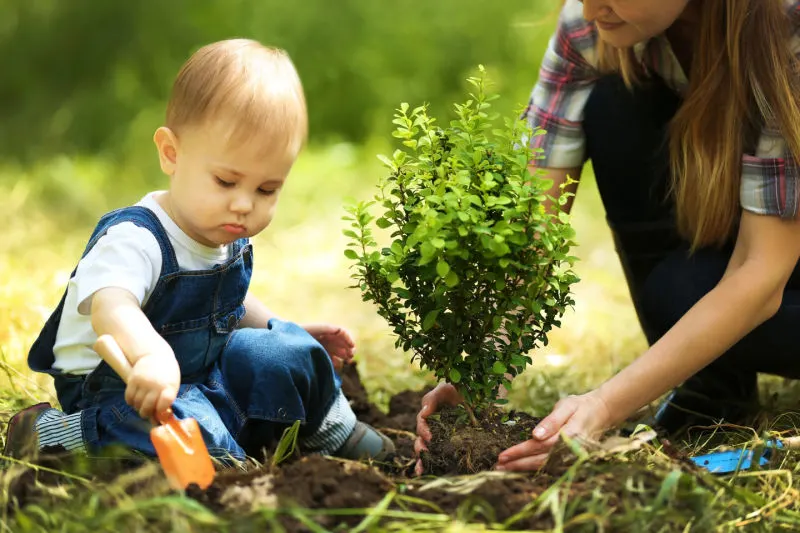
[
  {"xmin": 739, "ymin": 12, "xmax": 800, "ymax": 219},
  {"xmin": 73, "ymin": 222, "xmax": 163, "ymax": 315},
  {"xmin": 522, "ymin": 0, "xmax": 600, "ymax": 169},
  {"xmin": 740, "ymin": 136, "xmax": 800, "ymax": 219}
]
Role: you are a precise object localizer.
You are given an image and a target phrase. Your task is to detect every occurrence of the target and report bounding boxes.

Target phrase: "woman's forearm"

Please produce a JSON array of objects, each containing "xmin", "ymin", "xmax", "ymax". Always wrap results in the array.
[
  {"xmin": 530, "ymin": 166, "xmax": 583, "ymax": 215},
  {"xmin": 595, "ymin": 261, "xmax": 782, "ymax": 425}
]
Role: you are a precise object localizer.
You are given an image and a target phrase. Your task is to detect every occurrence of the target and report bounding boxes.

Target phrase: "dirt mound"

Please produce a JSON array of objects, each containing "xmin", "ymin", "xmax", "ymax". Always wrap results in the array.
[{"xmin": 421, "ymin": 406, "xmax": 540, "ymax": 475}]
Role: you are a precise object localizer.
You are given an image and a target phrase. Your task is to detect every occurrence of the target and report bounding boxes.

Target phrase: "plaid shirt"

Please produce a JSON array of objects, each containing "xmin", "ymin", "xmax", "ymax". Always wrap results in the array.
[{"xmin": 524, "ymin": 0, "xmax": 800, "ymax": 219}]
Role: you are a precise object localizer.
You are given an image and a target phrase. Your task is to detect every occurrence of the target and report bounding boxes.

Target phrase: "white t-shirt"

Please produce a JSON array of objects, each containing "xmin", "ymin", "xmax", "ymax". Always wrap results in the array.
[{"xmin": 52, "ymin": 192, "xmax": 233, "ymax": 375}]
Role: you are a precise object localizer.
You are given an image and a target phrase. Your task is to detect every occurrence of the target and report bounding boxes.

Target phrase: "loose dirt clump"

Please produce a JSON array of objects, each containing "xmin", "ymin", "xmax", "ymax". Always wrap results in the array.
[
  {"xmin": 273, "ymin": 455, "xmax": 393, "ymax": 532},
  {"xmin": 273, "ymin": 455, "xmax": 393, "ymax": 509}
]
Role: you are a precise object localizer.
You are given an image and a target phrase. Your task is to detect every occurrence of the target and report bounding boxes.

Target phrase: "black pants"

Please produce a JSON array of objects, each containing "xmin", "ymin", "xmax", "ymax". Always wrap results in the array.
[{"xmin": 583, "ymin": 75, "xmax": 800, "ymax": 398}]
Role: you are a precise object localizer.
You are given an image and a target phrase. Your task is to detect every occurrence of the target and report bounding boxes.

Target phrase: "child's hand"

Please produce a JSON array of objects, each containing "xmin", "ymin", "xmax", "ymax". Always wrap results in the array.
[
  {"xmin": 125, "ymin": 351, "xmax": 181, "ymax": 421},
  {"xmin": 302, "ymin": 323, "xmax": 356, "ymax": 370}
]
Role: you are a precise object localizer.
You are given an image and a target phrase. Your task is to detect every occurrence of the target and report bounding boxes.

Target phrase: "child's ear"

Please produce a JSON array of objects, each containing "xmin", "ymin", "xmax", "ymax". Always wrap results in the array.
[{"xmin": 153, "ymin": 127, "xmax": 179, "ymax": 176}]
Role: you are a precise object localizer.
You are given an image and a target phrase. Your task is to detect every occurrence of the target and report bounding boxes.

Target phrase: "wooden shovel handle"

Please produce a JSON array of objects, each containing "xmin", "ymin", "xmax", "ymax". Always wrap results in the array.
[
  {"xmin": 93, "ymin": 334, "xmax": 133, "ymax": 383},
  {"xmin": 781, "ymin": 436, "xmax": 800, "ymax": 450}
]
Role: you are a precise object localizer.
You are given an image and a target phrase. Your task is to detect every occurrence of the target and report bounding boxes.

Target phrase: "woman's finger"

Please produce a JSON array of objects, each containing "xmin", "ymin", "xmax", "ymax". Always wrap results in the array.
[
  {"xmin": 497, "ymin": 434, "xmax": 559, "ymax": 464},
  {"xmin": 531, "ymin": 398, "xmax": 579, "ymax": 441},
  {"xmin": 496, "ymin": 452, "xmax": 550, "ymax": 472}
]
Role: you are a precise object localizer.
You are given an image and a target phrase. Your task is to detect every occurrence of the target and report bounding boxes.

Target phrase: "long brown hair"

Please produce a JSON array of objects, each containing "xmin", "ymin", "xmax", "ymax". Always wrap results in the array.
[{"xmin": 598, "ymin": 1, "xmax": 800, "ymax": 249}]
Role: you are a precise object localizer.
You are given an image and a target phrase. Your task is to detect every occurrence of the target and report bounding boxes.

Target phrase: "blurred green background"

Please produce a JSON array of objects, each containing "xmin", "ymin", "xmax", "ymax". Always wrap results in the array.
[
  {"xmin": 0, "ymin": 0, "xmax": 663, "ymax": 415},
  {"xmin": 0, "ymin": 1, "xmax": 555, "ymax": 159}
]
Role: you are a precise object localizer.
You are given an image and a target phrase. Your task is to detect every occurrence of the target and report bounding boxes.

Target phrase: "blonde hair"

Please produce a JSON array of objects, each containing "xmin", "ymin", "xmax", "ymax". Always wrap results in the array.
[
  {"xmin": 166, "ymin": 39, "xmax": 308, "ymax": 156},
  {"xmin": 598, "ymin": 2, "xmax": 800, "ymax": 249}
]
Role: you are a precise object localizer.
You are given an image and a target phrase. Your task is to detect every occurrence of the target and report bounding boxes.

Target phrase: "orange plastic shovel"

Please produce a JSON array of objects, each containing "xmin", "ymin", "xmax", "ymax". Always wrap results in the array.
[{"xmin": 93, "ymin": 334, "xmax": 216, "ymax": 490}]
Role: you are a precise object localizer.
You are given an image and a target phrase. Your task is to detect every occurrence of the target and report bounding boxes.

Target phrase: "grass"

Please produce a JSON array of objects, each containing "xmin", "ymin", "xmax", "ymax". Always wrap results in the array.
[{"xmin": 2, "ymin": 143, "xmax": 800, "ymax": 531}]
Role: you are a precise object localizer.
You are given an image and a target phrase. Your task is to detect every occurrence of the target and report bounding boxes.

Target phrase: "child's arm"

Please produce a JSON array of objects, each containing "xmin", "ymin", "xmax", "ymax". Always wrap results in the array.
[
  {"xmin": 239, "ymin": 292, "xmax": 279, "ymax": 328},
  {"xmin": 91, "ymin": 287, "xmax": 180, "ymax": 420}
]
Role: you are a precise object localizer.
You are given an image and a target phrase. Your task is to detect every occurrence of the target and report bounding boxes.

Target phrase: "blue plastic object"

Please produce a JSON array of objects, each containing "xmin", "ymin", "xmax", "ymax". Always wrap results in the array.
[{"xmin": 691, "ymin": 440, "xmax": 784, "ymax": 474}]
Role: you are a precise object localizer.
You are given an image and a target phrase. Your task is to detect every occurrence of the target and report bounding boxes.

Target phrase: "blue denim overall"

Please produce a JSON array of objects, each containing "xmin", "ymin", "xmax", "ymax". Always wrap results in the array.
[{"xmin": 28, "ymin": 206, "xmax": 340, "ymax": 461}]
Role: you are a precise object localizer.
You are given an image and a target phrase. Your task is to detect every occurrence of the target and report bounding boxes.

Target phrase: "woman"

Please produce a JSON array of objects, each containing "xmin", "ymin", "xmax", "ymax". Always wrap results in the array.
[{"xmin": 416, "ymin": 0, "xmax": 800, "ymax": 472}]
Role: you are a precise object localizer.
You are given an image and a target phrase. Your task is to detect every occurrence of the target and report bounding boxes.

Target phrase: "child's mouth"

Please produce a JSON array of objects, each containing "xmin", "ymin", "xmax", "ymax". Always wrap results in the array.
[{"xmin": 223, "ymin": 224, "xmax": 246, "ymax": 234}]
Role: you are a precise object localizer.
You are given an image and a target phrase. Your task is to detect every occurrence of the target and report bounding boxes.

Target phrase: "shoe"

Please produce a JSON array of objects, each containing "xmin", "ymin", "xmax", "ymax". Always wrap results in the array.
[
  {"xmin": 646, "ymin": 371, "xmax": 759, "ymax": 436},
  {"xmin": 335, "ymin": 421, "xmax": 395, "ymax": 462},
  {"xmin": 3, "ymin": 402, "xmax": 52, "ymax": 459}
]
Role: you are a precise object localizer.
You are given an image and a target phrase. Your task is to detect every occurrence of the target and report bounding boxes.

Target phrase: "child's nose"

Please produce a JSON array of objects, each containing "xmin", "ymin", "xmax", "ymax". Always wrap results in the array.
[{"xmin": 230, "ymin": 193, "xmax": 254, "ymax": 214}]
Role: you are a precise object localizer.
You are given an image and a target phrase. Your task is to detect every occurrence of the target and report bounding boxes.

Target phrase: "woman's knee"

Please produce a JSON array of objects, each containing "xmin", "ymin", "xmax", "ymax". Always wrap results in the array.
[{"xmin": 641, "ymin": 248, "xmax": 729, "ymax": 336}]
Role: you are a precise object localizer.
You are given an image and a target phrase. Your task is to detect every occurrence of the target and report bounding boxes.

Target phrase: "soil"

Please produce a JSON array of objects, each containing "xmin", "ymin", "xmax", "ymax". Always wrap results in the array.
[
  {"xmin": 0, "ymin": 363, "xmax": 598, "ymax": 531},
  {"xmin": 408, "ymin": 473, "xmax": 553, "ymax": 529},
  {"xmin": 420, "ymin": 405, "xmax": 540, "ymax": 476}
]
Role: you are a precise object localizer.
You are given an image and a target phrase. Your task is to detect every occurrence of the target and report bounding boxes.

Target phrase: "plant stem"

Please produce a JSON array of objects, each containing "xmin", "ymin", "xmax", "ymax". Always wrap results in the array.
[{"xmin": 464, "ymin": 403, "xmax": 479, "ymax": 426}]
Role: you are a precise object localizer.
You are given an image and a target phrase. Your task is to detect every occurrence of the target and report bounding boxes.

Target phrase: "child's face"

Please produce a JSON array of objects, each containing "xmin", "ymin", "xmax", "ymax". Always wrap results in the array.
[
  {"xmin": 580, "ymin": 0, "xmax": 694, "ymax": 47},
  {"xmin": 154, "ymin": 123, "xmax": 296, "ymax": 247}
]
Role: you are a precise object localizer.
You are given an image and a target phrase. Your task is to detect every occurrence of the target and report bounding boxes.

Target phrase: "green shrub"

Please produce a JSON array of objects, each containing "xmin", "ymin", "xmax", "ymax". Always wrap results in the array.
[{"xmin": 344, "ymin": 67, "xmax": 579, "ymax": 417}]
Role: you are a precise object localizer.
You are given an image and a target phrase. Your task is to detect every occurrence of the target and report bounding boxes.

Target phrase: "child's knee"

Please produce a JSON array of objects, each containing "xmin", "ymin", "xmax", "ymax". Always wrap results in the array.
[{"xmin": 224, "ymin": 322, "xmax": 333, "ymax": 377}]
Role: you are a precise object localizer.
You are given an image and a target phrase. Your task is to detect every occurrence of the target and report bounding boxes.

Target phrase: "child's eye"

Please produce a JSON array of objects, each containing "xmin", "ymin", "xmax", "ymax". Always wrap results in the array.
[
  {"xmin": 215, "ymin": 176, "xmax": 234, "ymax": 188},
  {"xmin": 258, "ymin": 188, "xmax": 278, "ymax": 196}
]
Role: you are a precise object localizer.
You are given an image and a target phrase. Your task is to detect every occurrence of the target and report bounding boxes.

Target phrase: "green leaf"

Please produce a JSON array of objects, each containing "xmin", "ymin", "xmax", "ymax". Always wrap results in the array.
[
  {"xmin": 444, "ymin": 271, "xmax": 459, "ymax": 287},
  {"xmin": 344, "ymin": 249, "xmax": 359, "ymax": 260},
  {"xmin": 431, "ymin": 237, "xmax": 446, "ymax": 249},
  {"xmin": 376, "ymin": 217, "xmax": 393, "ymax": 229},
  {"xmin": 492, "ymin": 362, "xmax": 507, "ymax": 374},
  {"xmin": 436, "ymin": 260, "xmax": 450, "ymax": 278},
  {"xmin": 449, "ymin": 368, "xmax": 462, "ymax": 383},
  {"xmin": 423, "ymin": 310, "xmax": 440, "ymax": 331},
  {"xmin": 420, "ymin": 241, "xmax": 436, "ymax": 265},
  {"xmin": 377, "ymin": 154, "xmax": 395, "ymax": 168}
]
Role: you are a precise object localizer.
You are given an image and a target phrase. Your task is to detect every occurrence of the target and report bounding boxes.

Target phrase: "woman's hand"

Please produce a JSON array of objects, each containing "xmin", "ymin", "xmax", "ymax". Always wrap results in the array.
[
  {"xmin": 414, "ymin": 382, "xmax": 464, "ymax": 475},
  {"xmin": 303, "ymin": 323, "xmax": 356, "ymax": 370},
  {"xmin": 496, "ymin": 390, "xmax": 613, "ymax": 471}
]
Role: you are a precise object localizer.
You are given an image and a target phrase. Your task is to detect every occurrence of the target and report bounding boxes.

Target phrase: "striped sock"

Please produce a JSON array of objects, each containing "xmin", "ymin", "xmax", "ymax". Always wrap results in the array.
[
  {"xmin": 35, "ymin": 409, "xmax": 87, "ymax": 454},
  {"xmin": 300, "ymin": 390, "xmax": 357, "ymax": 456}
]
